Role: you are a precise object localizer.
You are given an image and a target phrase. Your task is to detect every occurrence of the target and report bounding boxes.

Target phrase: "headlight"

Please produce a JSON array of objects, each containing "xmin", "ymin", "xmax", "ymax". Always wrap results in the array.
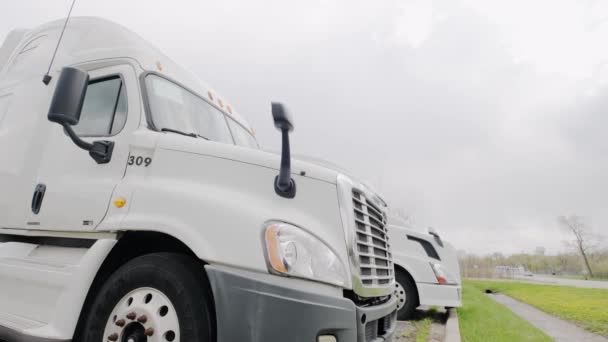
[
  {"xmin": 263, "ymin": 221, "xmax": 347, "ymax": 287},
  {"xmin": 430, "ymin": 262, "xmax": 456, "ymax": 285}
]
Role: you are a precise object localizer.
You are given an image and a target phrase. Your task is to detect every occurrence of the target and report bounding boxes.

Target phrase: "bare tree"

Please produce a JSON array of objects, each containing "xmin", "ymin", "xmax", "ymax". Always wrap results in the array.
[{"xmin": 558, "ymin": 215, "xmax": 597, "ymax": 278}]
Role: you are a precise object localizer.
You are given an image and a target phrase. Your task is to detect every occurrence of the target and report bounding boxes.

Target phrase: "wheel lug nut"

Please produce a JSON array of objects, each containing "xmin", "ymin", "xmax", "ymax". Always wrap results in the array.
[
  {"xmin": 108, "ymin": 333, "xmax": 119, "ymax": 341},
  {"xmin": 137, "ymin": 315, "xmax": 148, "ymax": 323},
  {"xmin": 126, "ymin": 312, "xmax": 136, "ymax": 320},
  {"xmin": 144, "ymin": 327, "xmax": 154, "ymax": 336},
  {"xmin": 115, "ymin": 319, "xmax": 126, "ymax": 327}
]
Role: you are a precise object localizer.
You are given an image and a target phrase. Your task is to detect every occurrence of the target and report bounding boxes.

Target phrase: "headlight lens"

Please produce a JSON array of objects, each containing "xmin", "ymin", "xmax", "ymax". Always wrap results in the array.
[{"xmin": 264, "ymin": 222, "xmax": 347, "ymax": 287}]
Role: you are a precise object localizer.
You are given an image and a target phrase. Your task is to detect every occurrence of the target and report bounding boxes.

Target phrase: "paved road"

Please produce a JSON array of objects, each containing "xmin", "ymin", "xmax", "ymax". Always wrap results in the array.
[
  {"xmin": 513, "ymin": 275, "xmax": 608, "ymax": 289},
  {"xmin": 488, "ymin": 293, "xmax": 608, "ymax": 342}
]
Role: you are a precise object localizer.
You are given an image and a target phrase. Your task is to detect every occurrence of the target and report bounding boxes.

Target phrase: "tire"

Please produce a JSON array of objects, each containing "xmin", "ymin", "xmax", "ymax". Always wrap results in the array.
[
  {"xmin": 395, "ymin": 269, "xmax": 419, "ymax": 320},
  {"xmin": 77, "ymin": 253, "xmax": 214, "ymax": 342}
]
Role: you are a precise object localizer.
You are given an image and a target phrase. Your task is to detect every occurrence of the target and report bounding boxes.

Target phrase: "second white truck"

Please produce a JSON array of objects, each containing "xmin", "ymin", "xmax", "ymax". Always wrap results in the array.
[{"xmin": 388, "ymin": 224, "xmax": 462, "ymax": 319}]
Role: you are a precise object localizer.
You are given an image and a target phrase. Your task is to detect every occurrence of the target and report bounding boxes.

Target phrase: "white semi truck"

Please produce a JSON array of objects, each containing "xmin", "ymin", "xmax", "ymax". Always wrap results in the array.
[
  {"xmin": 388, "ymin": 225, "xmax": 462, "ymax": 319},
  {"xmin": 0, "ymin": 17, "xmax": 397, "ymax": 342}
]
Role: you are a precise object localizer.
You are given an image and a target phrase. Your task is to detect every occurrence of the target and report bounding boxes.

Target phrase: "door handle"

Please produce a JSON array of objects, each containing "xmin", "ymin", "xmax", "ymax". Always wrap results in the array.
[{"xmin": 31, "ymin": 183, "xmax": 46, "ymax": 215}]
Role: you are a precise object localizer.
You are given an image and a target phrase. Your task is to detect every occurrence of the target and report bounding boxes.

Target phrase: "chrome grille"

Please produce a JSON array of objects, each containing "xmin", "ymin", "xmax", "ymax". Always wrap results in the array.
[{"xmin": 352, "ymin": 190, "xmax": 394, "ymax": 287}]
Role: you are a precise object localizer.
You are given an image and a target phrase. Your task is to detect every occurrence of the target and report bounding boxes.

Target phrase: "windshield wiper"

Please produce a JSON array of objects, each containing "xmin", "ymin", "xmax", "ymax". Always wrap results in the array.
[
  {"xmin": 195, "ymin": 134, "xmax": 209, "ymax": 140},
  {"xmin": 161, "ymin": 128, "xmax": 197, "ymax": 138},
  {"xmin": 160, "ymin": 128, "xmax": 209, "ymax": 140}
]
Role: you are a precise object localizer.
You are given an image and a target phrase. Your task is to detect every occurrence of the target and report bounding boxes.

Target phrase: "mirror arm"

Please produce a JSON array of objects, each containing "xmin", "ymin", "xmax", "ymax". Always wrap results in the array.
[
  {"xmin": 62, "ymin": 123, "xmax": 114, "ymax": 164},
  {"xmin": 274, "ymin": 128, "xmax": 296, "ymax": 198},
  {"xmin": 63, "ymin": 123, "xmax": 93, "ymax": 150}
]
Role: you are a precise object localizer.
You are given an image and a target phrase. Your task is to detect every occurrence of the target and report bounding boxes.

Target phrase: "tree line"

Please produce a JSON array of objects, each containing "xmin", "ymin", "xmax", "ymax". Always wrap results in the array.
[
  {"xmin": 459, "ymin": 215, "xmax": 607, "ymax": 279},
  {"xmin": 459, "ymin": 250, "xmax": 608, "ymax": 279}
]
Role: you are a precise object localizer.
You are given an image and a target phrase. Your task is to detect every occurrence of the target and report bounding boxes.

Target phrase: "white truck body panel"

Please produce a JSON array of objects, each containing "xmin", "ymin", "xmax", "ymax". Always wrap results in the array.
[
  {"xmin": 0, "ymin": 238, "xmax": 116, "ymax": 339},
  {"xmin": 28, "ymin": 63, "xmax": 141, "ymax": 231},
  {"xmin": 0, "ymin": 30, "xmax": 28, "ymax": 72}
]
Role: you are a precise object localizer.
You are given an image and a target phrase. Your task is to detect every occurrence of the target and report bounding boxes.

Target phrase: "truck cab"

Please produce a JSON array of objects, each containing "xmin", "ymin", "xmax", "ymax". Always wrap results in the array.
[
  {"xmin": 0, "ymin": 17, "xmax": 396, "ymax": 342},
  {"xmin": 388, "ymin": 223, "xmax": 462, "ymax": 319}
]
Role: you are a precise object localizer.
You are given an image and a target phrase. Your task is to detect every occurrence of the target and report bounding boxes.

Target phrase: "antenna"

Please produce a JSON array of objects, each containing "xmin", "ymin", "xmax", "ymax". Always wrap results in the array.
[{"xmin": 42, "ymin": 0, "xmax": 77, "ymax": 85}]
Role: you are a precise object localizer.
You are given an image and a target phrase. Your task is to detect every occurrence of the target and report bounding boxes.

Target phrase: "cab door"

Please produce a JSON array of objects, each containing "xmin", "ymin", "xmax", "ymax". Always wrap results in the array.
[{"xmin": 26, "ymin": 63, "xmax": 140, "ymax": 230}]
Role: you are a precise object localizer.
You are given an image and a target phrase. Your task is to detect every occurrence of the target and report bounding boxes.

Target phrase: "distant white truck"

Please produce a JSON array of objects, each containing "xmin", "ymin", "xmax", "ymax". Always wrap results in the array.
[
  {"xmin": 388, "ymin": 225, "xmax": 462, "ymax": 319},
  {"xmin": 0, "ymin": 17, "xmax": 397, "ymax": 342}
]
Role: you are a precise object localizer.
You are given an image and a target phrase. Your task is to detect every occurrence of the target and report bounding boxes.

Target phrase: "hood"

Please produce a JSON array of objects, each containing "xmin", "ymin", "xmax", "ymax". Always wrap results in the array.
[
  {"xmin": 291, "ymin": 153, "xmax": 388, "ymax": 204},
  {"xmin": 159, "ymin": 134, "xmax": 342, "ymax": 184},
  {"xmin": 291, "ymin": 154, "xmax": 353, "ymax": 176}
]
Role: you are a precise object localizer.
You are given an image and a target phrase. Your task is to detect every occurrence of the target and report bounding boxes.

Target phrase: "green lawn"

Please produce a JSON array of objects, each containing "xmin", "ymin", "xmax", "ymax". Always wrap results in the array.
[
  {"xmin": 459, "ymin": 281, "xmax": 552, "ymax": 342},
  {"xmin": 467, "ymin": 280, "xmax": 608, "ymax": 337}
]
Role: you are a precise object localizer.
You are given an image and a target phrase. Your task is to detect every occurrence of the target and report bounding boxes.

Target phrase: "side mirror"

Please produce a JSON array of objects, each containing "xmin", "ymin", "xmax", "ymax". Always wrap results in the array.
[
  {"xmin": 48, "ymin": 67, "xmax": 88, "ymax": 126},
  {"xmin": 271, "ymin": 102, "xmax": 296, "ymax": 198},
  {"xmin": 272, "ymin": 102, "xmax": 294, "ymax": 132},
  {"xmin": 427, "ymin": 227, "xmax": 444, "ymax": 247},
  {"xmin": 47, "ymin": 67, "xmax": 114, "ymax": 164}
]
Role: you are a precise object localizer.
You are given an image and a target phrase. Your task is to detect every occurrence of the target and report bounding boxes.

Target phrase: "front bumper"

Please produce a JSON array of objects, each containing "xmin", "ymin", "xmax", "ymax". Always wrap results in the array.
[
  {"xmin": 205, "ymin": 264, "xmax": 397, "ymax": 342},
  {"xmin": 417, "ymin": 283, "xmax": 462, "ymax": 308}
]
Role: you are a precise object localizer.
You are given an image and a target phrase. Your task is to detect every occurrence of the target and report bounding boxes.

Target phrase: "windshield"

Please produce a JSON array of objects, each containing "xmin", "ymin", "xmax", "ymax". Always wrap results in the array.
[
  {"xmin": 226, "ymin": 116, "xmax": 259, "ymax": 149},
  {"xmin": 146, "ymin": 75, "xmax": 249, "ymax": 145}
]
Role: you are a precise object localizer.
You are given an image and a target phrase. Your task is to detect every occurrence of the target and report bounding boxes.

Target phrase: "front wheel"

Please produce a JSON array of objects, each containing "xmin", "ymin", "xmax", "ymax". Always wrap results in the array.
[
  {"xmin": 395, "ymin": 270, "xmax": 419, "ymax": 320},
  {"xmin": 78, "ymin": 253, "xmax": 214, "ymax": 342}
]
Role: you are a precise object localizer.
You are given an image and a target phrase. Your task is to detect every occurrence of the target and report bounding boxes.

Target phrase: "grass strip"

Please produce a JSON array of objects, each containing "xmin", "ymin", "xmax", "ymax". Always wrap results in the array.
[
  {"xmin": 467, "ymin": 279, "xmax": 608, "ymax": 337},
  {"xmin": 459, "ymin": 281, "xmax": 552, "ymax": 342},
  {"xmin": 415, "ymin": 317, "xmax": 432, "ymax": 342}
]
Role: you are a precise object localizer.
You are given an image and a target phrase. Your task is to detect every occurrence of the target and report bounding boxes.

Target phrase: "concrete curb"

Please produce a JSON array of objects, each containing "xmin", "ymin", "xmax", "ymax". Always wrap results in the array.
[{"xmin": 444, "ymin": 308, "xmax": 461, "ymax": 342}]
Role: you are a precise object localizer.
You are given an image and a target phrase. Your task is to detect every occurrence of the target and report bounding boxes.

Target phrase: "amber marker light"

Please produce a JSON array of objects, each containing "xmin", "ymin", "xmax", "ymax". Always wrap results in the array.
[
  {"xmin": 114, "ymin": 197, "xmax": 127, "ymax": 208},
  {"xmin": 264, "ymin": 224, "xmax": 287, "ymax": 273}
]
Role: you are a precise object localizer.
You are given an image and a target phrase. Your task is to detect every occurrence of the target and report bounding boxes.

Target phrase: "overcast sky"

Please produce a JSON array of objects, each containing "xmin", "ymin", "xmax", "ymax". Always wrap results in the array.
[{"xmin": 3, "ymin": 0, "xmax": 607, "ymax": 255}]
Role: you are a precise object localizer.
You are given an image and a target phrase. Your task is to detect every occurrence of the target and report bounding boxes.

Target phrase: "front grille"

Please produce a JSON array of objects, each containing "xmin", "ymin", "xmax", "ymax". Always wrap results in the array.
[
  {"xmin": 381, "ymin": 313, "xmax": 392, "ymax": 333},
  {"xmin": 363, "ymin": 313, "xmax": 395, "ymax": 341},
  {"xmin": 365, "ymin": 320, "xmax": 377, "ymax": 341},
  {"xmin": 352, "ymin": 190, "xmax": 394, "ymax": 287}
]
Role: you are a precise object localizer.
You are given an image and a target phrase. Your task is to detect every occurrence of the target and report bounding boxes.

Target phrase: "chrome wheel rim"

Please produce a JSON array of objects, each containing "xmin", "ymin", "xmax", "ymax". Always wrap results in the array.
[
  {"xmin": 394, "ymin": 281, "xmax": 407, "ymax": 310},
  {"xmin": 103, "ymin": 287, "xmax": 180, "ymax": 342}
]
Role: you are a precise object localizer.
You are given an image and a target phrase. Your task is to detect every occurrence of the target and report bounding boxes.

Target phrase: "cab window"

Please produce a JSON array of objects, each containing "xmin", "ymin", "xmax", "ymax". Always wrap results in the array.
[{"xmin": 73, "ymin": 76, "xmax": 127, "ymax": 136}]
